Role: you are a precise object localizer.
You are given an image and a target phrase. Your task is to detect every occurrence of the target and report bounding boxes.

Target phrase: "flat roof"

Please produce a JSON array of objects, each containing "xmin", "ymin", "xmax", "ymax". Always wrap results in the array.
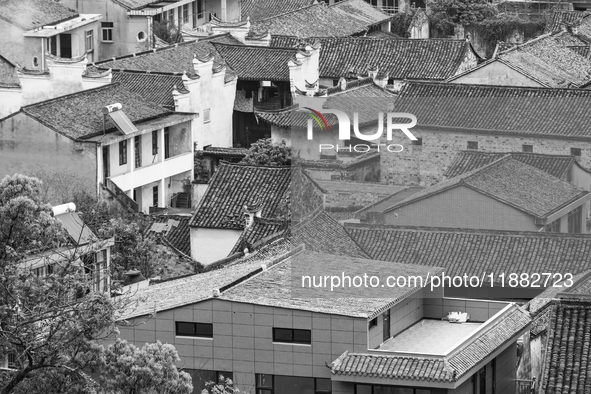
[{"xmin": 379, "ymin": 319, "xmax": 483, "ymax": 354}]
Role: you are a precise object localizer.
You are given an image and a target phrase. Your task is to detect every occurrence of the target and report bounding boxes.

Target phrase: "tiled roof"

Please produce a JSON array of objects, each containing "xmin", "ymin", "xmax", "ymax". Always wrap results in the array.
[
  {"xmin": 495, "ymin": 31, "xmax": 591, "ymax": 88},
  {"xmin": 189, "ymin": 164, "xmax": 324, "ymax": 230},
  {"xmin": 0, "ymin": 0, "xmax": 78, "ymax": 31},
  {"xmin": 389, "ymin": 157, "xmax": 588, "ymax": 218},
  {"xmin": 211, "ymin": 43, "xmax": 297, "ymax": 81},
  {"xmin": 111, "ymin": 71, "xmax": 188, "ymax": 109},
  {"xmin": 545, "ymin": 11, "xmax": 590, "ymax": 33},
  {"xmin": 120, "ymin": 237, "xmax": 294, "ymax": 319},
  {"xmin": 240, "ymin": 0, "xmax": 314, "ymax": 21},
  {"xmin": 332, "ymin": 305, "xmax": 530, "ymax": 381},
  {"xmin": 146, "ymin": 215, "xmax": 191, "ymax": 256},
  {"xmin": 291, "ymin": 209, "xmax": 369, "ymax": 258},
  {"xmin": 277, "ymin": 37, "xmax": 476, "ymax": 80},
  {"xmin": 393, "ymin": 82, "xmax": 591, "ymax": 140},
  {"xmin": 444, "ymin": 151, "xmax": 584, "ymax": 179},
  {"xmin": 220, "ymin": 249, "xmax": 440, "ymax": 318},
  {"xmin": 21, "ymin": 83, "xmax": 171, "ymax": 140},
  {"xmin": 0, "ymin": 54, "xmax": 19, "ymax": 88},
  {"xmin": 539, "ymin": 303, "xmax": 591, "ymax": 393},
  {"xmin": 189, "ymin": 163, "xmax": 292, "ymax": 229},
  {"xmin": 230, "ymin": 217, "xmax": 288, "ymax": 255},
  {"xmin": 346, "ymin": 224, "xmax": 591, "ymax": 284},
  {"xmin": 112, "ymin": 0, "xmax": 163, "ymax": 10},
  {"xmin": 256, "ymin": 78, "xmax": 395, "ymax": 129},
  {"xmin": 251, "ymin": 0, "xmax": 390, "ymax": 38},
  {"xmin": 94, "ymin": 34, "xmax": 240, "ymax": 75},
  {"xmin": 357, "ymin": 186, "xmax": 425, "ymax": 215},
  {"xmin": 202, "ymin": 146, "xmax": 248, "ymax": 158}
]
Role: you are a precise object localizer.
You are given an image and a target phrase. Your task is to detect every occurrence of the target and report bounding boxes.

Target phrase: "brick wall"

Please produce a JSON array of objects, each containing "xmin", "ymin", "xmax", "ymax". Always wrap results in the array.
[{"xmin": 380, "ymin": 128, "xmax": 591, "ymax": 186}]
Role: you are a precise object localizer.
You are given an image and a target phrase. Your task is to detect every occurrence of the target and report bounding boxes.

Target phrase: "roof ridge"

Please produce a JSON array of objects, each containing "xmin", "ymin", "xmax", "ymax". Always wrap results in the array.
[
  {"xmin": 343, "ymin": 222, "xmax": 591, "ymax": 238},
  {"xmin": 21, "ymin": 82, "xmax": 121, "ymax": 110},
  {"xmin": 402, "ymin": 80, "xmax": 591, "ymax": 93},
  {"xmin": 255, "ymin": 1, "xmax": 323, "ymax": 22},
  {"xmin": 212, "ymin": 42, "xmax": 298, "ymax": 51}
]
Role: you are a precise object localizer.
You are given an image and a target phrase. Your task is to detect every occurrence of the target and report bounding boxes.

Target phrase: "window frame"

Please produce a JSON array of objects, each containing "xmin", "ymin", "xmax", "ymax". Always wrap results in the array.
[
  {"xmin": 411, "ymin": 137, "xmax": 423, "ymax": 146},
  {"xmin": 119, "ymin": 140, "xmax": 127, "ymax": 166},
  {"xmin": 175, "ymin": 321, "xmax": 213, "ymax": 338},
  {"xmin": 272, "ymin": 328, "xmax": 312, "ymax": 345},
  {"xmin": 183, "ymin": 3, "xmax": 189, "ymax": 24},
  {"xmin": 134, "ymin": 135, "xmax": 141, "ymax": 168},
  {"xmin": 101, "ymin": 22, "xmax": 114, "ymax": 42},
  {"xmin": 85, "ymin": 29, "xmax": 93, "ymax": 52},
  {"xmin": 467, "ymin": 141, "xmax": 478, "ymax": 150},
  {"xmin": 522, "ymin": 144, "xmax": 533, "ymax": 153},
  {"xmin": 571, "ymin": 147, "xmax": 582, "ymax": 157},
  {"xmin": 152, "ymin": 130, "xmax": 158, "ymax": 155},
  {"xmin": 153, "ymin": 185, "xmax": 159, "ymax": 207},
  {"xmin": 164, "ymin": 127, "xmax": 170, "ymax": 159},
  {"xmin": 203, "ymin": 108, "xmax": 211, "ymax": 123},
  {"xmin": 568, "ymin": 206, "xmax": 582, "ymax": 234}
]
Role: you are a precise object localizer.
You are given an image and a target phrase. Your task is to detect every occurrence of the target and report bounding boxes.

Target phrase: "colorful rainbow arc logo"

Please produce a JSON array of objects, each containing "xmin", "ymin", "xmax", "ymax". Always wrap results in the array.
[{"xmin": 302, "ymin": 107, "xmax": 329, "ymax": 130}]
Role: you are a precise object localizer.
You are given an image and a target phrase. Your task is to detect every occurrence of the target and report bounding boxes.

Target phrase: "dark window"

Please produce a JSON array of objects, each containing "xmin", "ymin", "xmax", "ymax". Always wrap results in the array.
[
  {"xmin": 479, "ymin": 367, "xmax": 486, "ymax": 394},
  {"xmin": 47, "ymin": 264, "xmax": 54, "ymax": 275},
  {"xmin": 256, "ymin": 374, "xmax": 274, "ymax": 394},
  {"xmin": 134, "ymin": 135, "xmax": 141, "ymax": 168},
  {"xmin": 571, "ymin": 147, "xmax": 582, "ymax": 157},
  {"xmin": 164, "ymin": 127, "xmax": 170, "ymax": 159},
  {"xmin": 272, "ymin": 328, "xmax": 311, "ymax": 344},
  {"xmin": 153, "ymin": 185, "xmax": 159, "ymax": 207},
  {"xmin": 383, "ymin": 309, "xmax": 390, "ymax": 341},
  {"xmin": 7, "ymin": 353, "xmax": 16, "ymax": 369},
  {"xmin": 60, "ymin": 34, "xmax": 72, "ymax": 58},
  {"xmin": 355, "ymin": 385, "xmax": 430, "ymax": 394},
  {"xmin": 119, "ymin": 140, "xmax": 127, "ymax": 165},
  {"xmin": 175, "ymin": 322, "xmax": 213, "ymax": 337},
  {"xmin": 467, "ymin": 141, "xmax": 478, "ymax": 150},
  {"xmin": 546, "ymin": 218, "xmax": 560, "ymax": 233},
  {"xmin": 101, "ymin": 22, "xmax": 113, "ymax": 42},
  {"xmin": 369, "ymin": 317, "xmax": 378, "ymax": 328},
  {"xmin": 522, "ymin": 144, "xmax": 533, "ymax": 153},
  {"xmin": 103, "ymin": 145, "xmax": 110, "ymax": 178},
  {"xmin": 152, "ymin": 130, "xmax": 158, "ymax": 155},
  {"xmin": 315, "ymin": 378, "xmax": 331, "ymax": 393},
  {"xmin": 568, "ymin": 206, "xmax": 582, "ymax": 234},
  {"xmin": 183, "ymin": 4, "xmax": 189, "ymax": 23},
  {"xmin": 412, "ymin": 137, "xmax": 423, "ymax": 146}
]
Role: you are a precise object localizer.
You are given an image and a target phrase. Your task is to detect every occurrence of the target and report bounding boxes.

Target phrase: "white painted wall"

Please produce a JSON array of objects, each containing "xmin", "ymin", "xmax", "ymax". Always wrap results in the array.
[{"xmin": 190, "ymin": 227, "xmax": 242, "ymax": 265}]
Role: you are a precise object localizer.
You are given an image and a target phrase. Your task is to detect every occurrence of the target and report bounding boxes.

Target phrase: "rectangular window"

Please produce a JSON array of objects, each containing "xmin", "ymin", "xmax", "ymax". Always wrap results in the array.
[
  {"xmin": 568, "ymin": 206, "xmax": 582, "ymax": 234},
  {"xmin": 571, "ymin": 147, "xmax": 582, "ymax": 157},
  {"xmin": 315, "ymin": 378, "xmax": 331, "ymax": 393},
  {"xmin": 412, "ymin": 137, "xmax": 423, "ymax": 146},
  {"xmin": 119, "ymin": 140, "xmax": 127, "ymax": 165},
  {"xmin": 164, "ymin": 127, "xmax": 170, "ymax": 159},
  {"xmin": 522, "ymin": 144, "xmax": 533, "ymax": 153},
  {"xmin": 546, "ymin": 218, "xmax": 560, "ymax": 233},
  {"xmin": 183, "ymin": 4, "xmax": 189, "ymax": 24},
  {"xmin": 134, "ymin": 135, "xmax": 141, "ymax": 168},
  {"xmin": 153, "ymin": 185, "xmax": 159, "ymax": 207},
  {"xmin": 152, "ymin": 130, "xmax": 158, "ymax": 155},
  {"xmin": 203, "ymin": 108, "xmax": 211, "ymax": 123},
  {"xmin": 103, "ymin": 145, "xmax": 110, "ymax": 179},
  {"xmin": 256, "ymin": 374, "xmax": 274, "ymax": 394},
  {"xmin": 467, "ymin": 141, "xmax": 478, "ymax": 150},
  {"xmin": 85, "ymin": 30, "xmax": 93, "ymax": 52},
  {"xmin": 47, "ymin": 264, "xmax": 54, "ymax": 275},
  {"xmin": 272, "ymin": 328, "xmax": 311, "ymax": 344},
  {"xmin": 101, "ymin": 22, "xmax": 113, "ymax": 42},
  {"xmin": 369, "ymin": 317, "xmax": 378, "ymax": 328},
  {"xmin": 178, "ymin": 6, "xmax": 183, "ymax": 28},
  {"xmin": 355, "ymin": 385, "xmax": 430, "ymax": 394},
  {"xmin": 175, "ymin": 322, "xmax": 213, "ymax": 338},
  {"xmin": 383, "ymin": 309, "xmax": 390, "ymax": 341}
]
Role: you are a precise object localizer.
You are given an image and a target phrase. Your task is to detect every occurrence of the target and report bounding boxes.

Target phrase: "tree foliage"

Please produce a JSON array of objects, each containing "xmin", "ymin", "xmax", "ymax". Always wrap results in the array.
[
  {"xmin": 201, "ymin": 375, "xmax": 245, "ymax": 394},
  {"xmin": 240, "ymin": 138, "xmax": 292, "ymax": 166},
  {"xmin": 427, "ymin": 0, "xmax": 497, "ymax": 33},
  {"xmin": 0, "ymin": 174, "xmax": 192, "ymax": 394}
]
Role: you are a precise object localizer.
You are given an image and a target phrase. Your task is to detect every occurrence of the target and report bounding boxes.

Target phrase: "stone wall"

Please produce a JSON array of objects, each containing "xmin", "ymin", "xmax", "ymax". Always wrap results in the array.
[{"xmin": 380, "ymin": 127, "xmax": 591, "ymax": 186}]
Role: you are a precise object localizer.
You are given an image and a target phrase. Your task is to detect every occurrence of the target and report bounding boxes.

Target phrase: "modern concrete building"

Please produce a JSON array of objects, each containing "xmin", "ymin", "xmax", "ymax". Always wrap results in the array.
[{"xmin": 116, "ymin": 240, "xmax": 531, "ymax": 394}]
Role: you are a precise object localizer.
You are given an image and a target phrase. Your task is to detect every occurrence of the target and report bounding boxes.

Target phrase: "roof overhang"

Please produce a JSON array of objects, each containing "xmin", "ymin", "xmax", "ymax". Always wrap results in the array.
[
  {"xmin": 84, "ymin": 112, "xmax": 198, "ymax": 145},
  {"xmin": 540, "ymin": 191, "xmax": 591, "ymax": 223},
  {"xmin": 127, "ymin": 0, "xmax": 196, "ymax": 16},
  {"xmin": 23, "ymin": 14, "xmax": 103, "ymax": 38}
]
